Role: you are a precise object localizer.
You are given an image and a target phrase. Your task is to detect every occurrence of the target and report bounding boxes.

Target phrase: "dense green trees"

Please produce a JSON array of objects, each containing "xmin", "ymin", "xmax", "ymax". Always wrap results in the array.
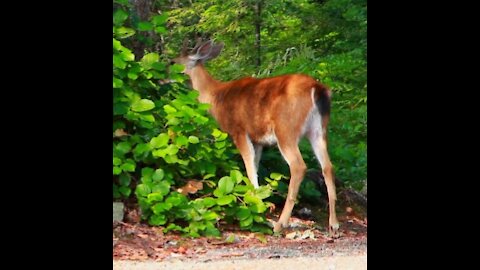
[{"xmin": 113, "ymin": 0, "xmax": 366, "ymax": 236}]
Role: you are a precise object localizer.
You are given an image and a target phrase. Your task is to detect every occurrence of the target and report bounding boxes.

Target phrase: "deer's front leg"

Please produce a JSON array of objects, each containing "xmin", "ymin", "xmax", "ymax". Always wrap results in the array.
[{"xmin": 233, "ymin": 133, "xmax": 259, "ymax": 189}]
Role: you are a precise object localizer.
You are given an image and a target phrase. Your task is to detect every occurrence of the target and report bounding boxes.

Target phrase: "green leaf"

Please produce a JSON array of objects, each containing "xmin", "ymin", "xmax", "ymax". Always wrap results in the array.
[
  {"xmin": 244, "ymin": 191, "xmax": 262, "ymax": 205},
  {"xmin": 152, "ymin": 168, "xmax": 164, "ymax": 181},
  {"xmin": 216, "ymin": 195, "xmax": 235, "ymax": 205},
  {"xmin": 202, "ymin": 197, "xmax": 216, "ymax": 208},
  {"xmin": 239, "ymin": 215, "xmax": 253, "ymax": 227},
  {"xmin": 113, "ymin": 9, "xmax": 128, "ymax": 25},
  {"xmin": 113, "ymin": 54, "xmax": 126, "ymax": 69},
  {"xmin": 113, "ymin": 166, "xmax": 122, "ymax": 175},
  {"xmin": 137, "ymin": 21, "xmax": 153, "ymax": 31},
  {"xmin": 118, "ymin": 186, "xmax": 131, "ymax": 197},
  {"xmin": 147, "ymin": 192, "xmax": 164, "ymax": 203},
  {"xmin": 113, "ymin": 157, "xmax": 122, "ymax": 166},
  {"xmin": 131, "ymin": 99, "xmax": 155, "ymax": 112},
  {"xmin": 152, "ymin": 13, "xmax": 168, "ymax": 25},
  {"xmin": 230, "ymin": 170, "xmax": 243, "ymax": 184},
  {"xmin": 113, "ymin": 77, "xmax": 123, "ymax": 88},
  {"xmin": 116, "ymin": 142, "xmax": 131, "ymax": 154},
  {"xmin": 255, "ymin": 186, "xmax": 272, "ymax": 199},
  {"xmin": 169, "ymin": 64, "xmax": 185, "ymax": 73},
  {"xmin": 152, "ymin": 202, "xmax": 172, "ymax": 214},
  {"xmin": 163, "ymin": 104, "xmax": 177, "ymax": 113},
  {"xmin": 165, "ymin": 196, "xmax": 182, "ymax": 206},
  {"xmin": 253, "ymin": 215, "xmax": 265, "ymax": 223},
  {"xmin": 121, "ymin": 162, "xmax": 135, "ymax": 172},
  {"xmin": 150, "ymin": 133, "xmax": 169, "ymax": 148},
  {"xmin": 270, "ymin": 173, "xmax": 284, "ymax": 180},
  {"xmin": 202, "ymin": 211, "xmax": 219, "ymax": 220},
  {"xmin": 119, "ymin": 173, "xmax": 131, "ymax": 186},
  {"xmin": 154, "ymin": 26, "xmax": 167, "ymax": 34},
  {"xmin": 135, "ymin": 184, "xmax": 151, "ymax": 197},
  {"xmin": 115, "ymin": 26, "xmax": 135, "ymax": 39},
  {"xmin": 236, "ymin": 207, "xmax": 251, "ymax": 221},
  {"xmin": 174, "ymin": 136, "xmax": 188, "ymax": 147},
  {"xmin": 133, "ymin": 143, "xmax": 150, "ymax": 156},
  {"xmin": 153, "ymin": 181, "xmax": 171, "ymax": 196},
  {"xmin": 188, "ymin": 136, "xmax": 199, "ymax": 144},
  {"xmin": 152, "ymin": 62, "xmax": 166, "ymax": 71},
  {"xmin": 141, "ymin": 52, "xmax": 159, "ymax": 70},
  {"xmin": 165, "ymin": 144, "xmax": 179, "ymax": 155},
  {"xmin": 149, "ymin": 214, "xmax": 167, "ymax": 225},
  {"xmin": 213, "ymin": 189, "xmax": 223, "ymax": 198},
  {"xmin": 249, "ymin": 202, "xmax": 267, "ymax": 213},
  {"xmin": 218, "ymin": 176, "xmax": 234, "ymax": 195}
]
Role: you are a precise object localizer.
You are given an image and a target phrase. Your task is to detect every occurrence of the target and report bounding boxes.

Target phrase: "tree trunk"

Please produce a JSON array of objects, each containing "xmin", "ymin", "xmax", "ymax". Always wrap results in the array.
[{"xmin": 253, "ymin": 0, "xmax": 262, "ymax": 72}]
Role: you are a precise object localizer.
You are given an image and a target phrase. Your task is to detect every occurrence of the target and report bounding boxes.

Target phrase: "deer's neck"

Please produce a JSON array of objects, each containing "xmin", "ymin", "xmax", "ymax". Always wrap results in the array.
[{"xmin": 189, "ymin": 64, "xmax": 222, "ymax": 105}]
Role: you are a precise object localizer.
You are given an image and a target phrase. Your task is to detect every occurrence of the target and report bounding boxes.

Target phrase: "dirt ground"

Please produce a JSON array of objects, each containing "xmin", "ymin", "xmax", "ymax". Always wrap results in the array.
[{"xmin": 113, "ymin": 184, "xmax": 367, "ymax": 269}]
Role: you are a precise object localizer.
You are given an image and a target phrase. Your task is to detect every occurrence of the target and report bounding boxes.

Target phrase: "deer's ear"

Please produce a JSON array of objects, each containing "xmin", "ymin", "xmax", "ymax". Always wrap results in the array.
[
  {"xmin": 206, "ymin": 42, "xmax": 224, "ymax": 60},
  {"xmin": 195, "ymin": 40, "xmax": 213, "ymax": 58}
]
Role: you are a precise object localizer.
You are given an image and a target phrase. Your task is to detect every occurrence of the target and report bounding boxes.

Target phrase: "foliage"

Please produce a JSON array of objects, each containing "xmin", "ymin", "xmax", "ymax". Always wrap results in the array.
[{"xmin": 113, "ymin": 1, "xmax": 272, "ymax": 237}]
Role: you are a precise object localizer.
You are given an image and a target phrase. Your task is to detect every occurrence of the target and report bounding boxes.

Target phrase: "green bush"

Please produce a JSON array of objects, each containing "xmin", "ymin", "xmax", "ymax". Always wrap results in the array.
[{"xmin": 113, "ymin": 2, "xmax": 272, "ymax": 237}]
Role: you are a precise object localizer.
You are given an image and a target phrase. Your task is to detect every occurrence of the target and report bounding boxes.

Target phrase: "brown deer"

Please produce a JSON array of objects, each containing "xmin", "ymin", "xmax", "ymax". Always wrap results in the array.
[{"xmin": 172, "ymin": 39, "xmax": 339, "ymax": 235}]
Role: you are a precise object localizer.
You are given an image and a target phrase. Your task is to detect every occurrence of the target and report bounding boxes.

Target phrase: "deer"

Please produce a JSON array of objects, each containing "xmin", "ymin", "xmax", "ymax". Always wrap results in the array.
[{"xmin": 172, "ymin": 39, "xmax": 339, "ymax": 235}]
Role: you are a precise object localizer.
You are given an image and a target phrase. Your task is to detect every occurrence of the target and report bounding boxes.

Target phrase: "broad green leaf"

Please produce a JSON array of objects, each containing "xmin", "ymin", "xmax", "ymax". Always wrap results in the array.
[
  {"xmin": 113, "ymin": 77, "xmax": 123, "ymax": 88},
  {"xmin": 255, "ymin": 186, "xmax": 272, "ymax": 199},
  {"xmin": 131, "ymin": 99, "xmax": 155, "ymax": 112},
  {"xmin": 115, "ymin": 26, "xmax": 135, "ymax": 39},
  {"xmin": 113, "ymin": 166, "xmax": 122, "ymax": 175},
  {"xmin": 188, "ymin": 136, "xmax": 199, "ymax": 144},
  {"xmin": 113, "ymin": 157, "xmax": 122, "ymax": 166},
  {"xmin": 233, "ymin": 185, "xmax": 251, "ymax": 194},
  {"xmin": 216, "ymin": 195, "xmax": 235, "ymax": 205},
  {"xmin": 116, "ymin": 142, "xmax": 131, "ymax": 154},
  {"xmin": 230, "ymin": 170, "xmax": 243, "ymax": 184},
  {"xmin": 253, "ymin": 215, "xmax": 265, "ymax": 223},
  {"xmin": 236, "ymin": 207, "xmax": 251, "ymax": 221},
  {"xmin": 270, "ymin": 173, "xmax": 284, "ymax": 180},
  {"xmin": 249, "ymin": 202, "xmax": 267, "ymax": 213},
  {"xmin": 150, "ymin": 133, "xmax": 169, "ymax": 148},
  {"xmin": 163, "ymin": 104, "xmax": 177, "ymax": 113},
  {"xmin": 113, "ymin": 9, "xmax": 128, "ymax": 25},
  {"xmin": 113, "ymin": 54, "xmax": 126, "ymax": 69},
  {"xmin": 118, "ymin": 186, "xmax": 131, "ymax": 197},
  {"xmin": 133, "ymin": 143, "xmax": 150, "ymax": 156},
  {"xmin": 137, "ymin": 21, "xmax": 153, "ymax": 31},
  {"xmin": 152, "ymin": 13, "xmax": 168, "ymax": 25},
  {"xmin": 120, "ymin": 163, "xmax": 135, "ymax": 172},
  {"xmin": 202, "ymin": 211, "xmax": 219, "ymax": 220},
  {"xmin": 244, "ymin": 192, "xmax": 262, "ymax": 205},
  {"xmin": 169, "ymin": 64, "xmax": 185, "ymax": 73},
  {"xmin": 141, "ymin": 52, "xmax": 159, "ymax": 70},
  {"xmin": 165, "ymin": 144, "xmax": 179, "ymax": 155},
  {"xmin": 218, "ymin": 176, "xmax": 234, "ymax": 195},
  {"xmin": 152, "ymin": 62, "xmax": 166, "ymax": 71},
  {"xmin": 212, "ymin": 128, "xmax": 223, "ymax": 138},
  {"xmin": 120, "ymin": 50, "xmax": 134, "ymax": 61},
  {"xmin": 119, "ymin": 173, "xmax": 131, "ymax": 186},
  {"xmin": 147, "ymin": 192, "xmax": 164, "ymax": 203},
  {"xmin": 152, "ymin": 168, "xmax": 164, "ymax": 181},
  {"xmin": 154, "ymin": 26, "xmax": 167, "ymax": 34},
  {"xmin": 239, "ymin": 215, "xmax": 253, "ymax": 227},
  {"xmin": 135, "ymin": 184, "xmax": 151, "ymax": 197},
  {"xmin": 149, "ymin": 214, "xmax": 167, "ymax": 225},
  {"xmin": 153, "ymin": 181, "xmax": 171, "ymax": 196},
  {"xmin": 165, "ymin": 196, "xmax": 182, "ymax": 206},
  {"xmin": 202, "ymin": 197, "xmax": 216, "ymax": 208},
  {"xmin": 213, "ymin": 188, "xmax": 223, "ymax": 198},
  {"xmin": 174, "ymin": 136, "xmax": 188, "ymax": 147},
  {"xmin": 139, "ymin": 113, "xmax": 155, "ymax": 122}
]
